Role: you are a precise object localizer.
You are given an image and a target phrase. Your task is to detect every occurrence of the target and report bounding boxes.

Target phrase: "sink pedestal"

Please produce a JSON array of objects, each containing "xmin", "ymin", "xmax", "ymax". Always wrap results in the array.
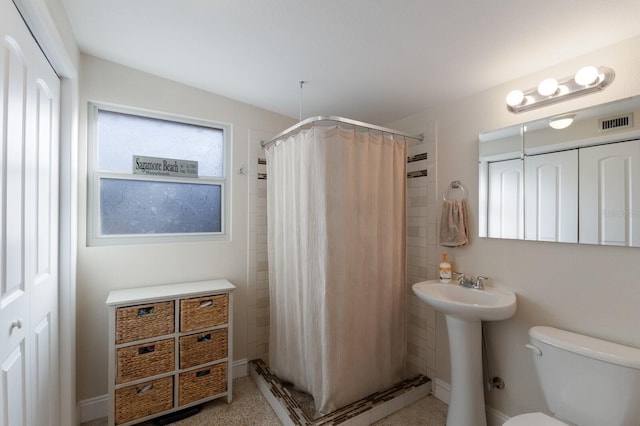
[
  {"xmin": 445, "ymin": 315, "xmax": 486, "ymax": 426},
  {"xmin": 411, "ymin": 280, "xmax": 516, "ymax": 426}
]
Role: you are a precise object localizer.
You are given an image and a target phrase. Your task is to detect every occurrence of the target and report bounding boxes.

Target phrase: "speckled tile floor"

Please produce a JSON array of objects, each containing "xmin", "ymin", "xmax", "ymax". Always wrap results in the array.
[{"xmin": 82, "ymin": 375, "xmax": 447, "ymax": 426}]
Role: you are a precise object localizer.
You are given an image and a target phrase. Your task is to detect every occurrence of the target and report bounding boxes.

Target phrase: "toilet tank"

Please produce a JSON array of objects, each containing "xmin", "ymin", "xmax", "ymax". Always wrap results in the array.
[{"xmin": 528, "ymin": 326, "xmax": 640, "ymax": 426}]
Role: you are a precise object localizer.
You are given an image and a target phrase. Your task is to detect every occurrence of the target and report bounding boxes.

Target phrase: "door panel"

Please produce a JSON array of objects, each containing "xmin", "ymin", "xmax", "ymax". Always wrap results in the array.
[
  {"xmin": 2, "ymin": 33, "xmax": 27, "ymax": 308},
  {"xmin": 36, "ymin": 80, "xmax": 55, "ymax": 280},
  {"xmin": 0, "ymin": 344, "xmax": 26, "ymax": 426},
  {"xmin": 30, "ymin": 60, "xmax": 59, "ymax": 426},
  {"xmin": 33, "ymin": 317, "xmax": 52, "ymax": 426}
]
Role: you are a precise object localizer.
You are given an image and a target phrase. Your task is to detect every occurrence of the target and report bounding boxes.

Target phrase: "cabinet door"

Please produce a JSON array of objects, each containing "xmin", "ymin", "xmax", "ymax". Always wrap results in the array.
[
  {"xmin": 579, "ymin": 139, "xmax": 640, "ymax": 246},
  {"xmin": 525, "ymin": 150, "xmax": 578, "ymax": 242},
  {"xmin": 487, "ymin": 159, "xmax": 524, "ymax": 239}
]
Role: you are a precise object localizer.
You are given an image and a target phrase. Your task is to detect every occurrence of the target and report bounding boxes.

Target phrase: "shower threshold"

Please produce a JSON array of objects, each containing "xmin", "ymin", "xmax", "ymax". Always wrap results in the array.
[{"xmin": 250, "ymin": 359, "xmax": 431, "ymax": 425}]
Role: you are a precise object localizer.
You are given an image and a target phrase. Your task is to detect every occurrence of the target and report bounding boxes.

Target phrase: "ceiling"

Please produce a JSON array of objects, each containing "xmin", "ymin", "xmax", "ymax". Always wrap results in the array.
[{"xmin": 61, "ymin": 0, "xmax": 640, "ymax": 125}]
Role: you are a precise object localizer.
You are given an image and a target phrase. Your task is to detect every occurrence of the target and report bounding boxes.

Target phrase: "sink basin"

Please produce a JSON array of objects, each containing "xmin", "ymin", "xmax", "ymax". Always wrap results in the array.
[{"xmin": 412, "ymin": 280, "xmax": 516, "ymax": 321}]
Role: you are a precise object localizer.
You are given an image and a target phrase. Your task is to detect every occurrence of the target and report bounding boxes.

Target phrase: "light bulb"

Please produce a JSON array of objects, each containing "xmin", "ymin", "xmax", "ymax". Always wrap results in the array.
[
  {"xmin": 549, "ymin": 114, "xmax": 575, "ymax": 130},
  {"xmin": 506, "ymin": 90, "xmax": 525, "ymax": 107},
  {"xmin": 537, "ymin": 78, "xmax": 559, "ymax": 97},
  {"xmin": 575, "ymin": 66, "xmax": 599, "ymax": 86}
]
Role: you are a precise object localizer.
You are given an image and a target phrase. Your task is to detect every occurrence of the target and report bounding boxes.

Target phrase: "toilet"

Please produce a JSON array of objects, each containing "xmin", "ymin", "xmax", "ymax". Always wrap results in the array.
[{"xmin": 505, "ymin": 326, "xmax": 640, "ymax": 426}]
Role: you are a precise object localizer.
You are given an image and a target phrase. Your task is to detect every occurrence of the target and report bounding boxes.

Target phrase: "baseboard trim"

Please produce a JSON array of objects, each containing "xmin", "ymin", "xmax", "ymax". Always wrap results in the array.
[
  {"xmin": 433, "ymin": 378, "xmax": 451, "ymax": 404},
  {"xmin": 233, "ymin": 358, "xmax": 248, "ymax": 378},
  {"xmin": 78, "ymin": 394, "xmax": 108, "ymax": 424},
  {"xmin": 78, "ymin": 358, "xmax": 249, "ymax": 423},
  {"xmin": 432, "ymin": 378, "xmax": 510, "ymax": 426},
  {"xmin": 486, "ymin": 405, "xmax": 510, "ymax": 426}
]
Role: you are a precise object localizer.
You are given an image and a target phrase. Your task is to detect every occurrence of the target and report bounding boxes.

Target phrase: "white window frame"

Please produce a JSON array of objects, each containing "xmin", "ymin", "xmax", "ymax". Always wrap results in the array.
[{"xmin": 87, "ymin": 102, "xmax": 231, "ymax": 246}]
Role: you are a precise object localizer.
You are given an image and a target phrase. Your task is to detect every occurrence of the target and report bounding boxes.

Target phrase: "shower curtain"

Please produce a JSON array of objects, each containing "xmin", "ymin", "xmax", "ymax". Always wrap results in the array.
[{"xmin": 266, "ymin": 124, "xmax": 407, "ymax": 414}]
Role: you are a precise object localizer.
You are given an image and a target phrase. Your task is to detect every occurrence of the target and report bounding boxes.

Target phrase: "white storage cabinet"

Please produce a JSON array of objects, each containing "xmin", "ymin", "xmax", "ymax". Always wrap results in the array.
[{"xmin": 106, "ymin": 279, "xmax": 235, "ymax": 425}]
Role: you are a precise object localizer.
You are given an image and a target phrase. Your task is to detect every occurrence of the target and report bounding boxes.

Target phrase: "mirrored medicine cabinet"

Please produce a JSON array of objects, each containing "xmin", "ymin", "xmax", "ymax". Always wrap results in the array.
[{"xmin": 479, "ymin": 95, "xmax": 640, "ymax": 247}]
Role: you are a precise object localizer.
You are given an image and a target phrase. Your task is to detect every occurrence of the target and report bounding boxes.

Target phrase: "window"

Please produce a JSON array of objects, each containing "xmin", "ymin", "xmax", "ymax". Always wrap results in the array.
[{"xmin": 87, "ymin": 104, "xmax": 230, "ymax": 245}]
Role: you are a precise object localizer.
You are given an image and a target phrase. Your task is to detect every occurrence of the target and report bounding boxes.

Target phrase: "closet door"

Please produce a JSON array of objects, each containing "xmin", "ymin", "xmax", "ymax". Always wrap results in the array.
[
  {"xmin": 0, "ymin": 0, "xmax": 61, "ymax": 424},
  {"xmin": 579, "ymin": 140, "xmax": 640, "ymax": 246},
  {"xmin": 525, "ymin": 150, "xmax": 578, "ymax": 242}
]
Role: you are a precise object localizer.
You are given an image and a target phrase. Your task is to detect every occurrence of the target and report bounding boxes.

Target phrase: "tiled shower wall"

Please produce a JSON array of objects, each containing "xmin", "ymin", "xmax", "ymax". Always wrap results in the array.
[
  {"xmin": 405, "ymin": 138, "xmax": 438, "ymax": 380},
  {"xmin": 246, "ymin": 129, "xmax": 438, "ymax": 382},
  {"xmin": 247, "ymin": 129, "xmax": 271, "ymax": 362}
]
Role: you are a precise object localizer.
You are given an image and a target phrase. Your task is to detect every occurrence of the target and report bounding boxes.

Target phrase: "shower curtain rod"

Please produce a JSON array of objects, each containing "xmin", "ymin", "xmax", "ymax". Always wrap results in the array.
[{"xmin": 261, "ymin": 115, "xmax": 424, "ymax": 148}]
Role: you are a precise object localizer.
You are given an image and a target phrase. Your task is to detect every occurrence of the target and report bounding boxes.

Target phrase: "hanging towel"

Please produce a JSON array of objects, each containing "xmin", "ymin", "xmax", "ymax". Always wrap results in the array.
[{"xmin": 439, "ymin": 199, "xmax": 470, "ymax": 247}]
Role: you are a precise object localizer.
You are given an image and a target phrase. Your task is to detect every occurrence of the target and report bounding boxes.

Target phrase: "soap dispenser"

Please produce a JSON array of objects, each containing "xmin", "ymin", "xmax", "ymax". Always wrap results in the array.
[{"xmin": 439, "ymin": 253, "xmax": 452, "ymax": 283}]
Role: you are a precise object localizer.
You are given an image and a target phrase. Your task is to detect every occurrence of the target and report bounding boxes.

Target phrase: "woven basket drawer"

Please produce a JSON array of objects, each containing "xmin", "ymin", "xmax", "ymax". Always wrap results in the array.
[
  {"xmin": 180, "ymin": 294, "xmax": 228, "ymax": 332},
  {"xmin": 178, "ymin": 363, "xmax": 227, "ymax": 406},
  {"xmin": 179, "ymin": 328, "xmax": 227, "ymax": 369},
  {"xmin": 115, "ymin": 301, "xmax": 174, "ymax": 344},
  {"xmin": 116, "ymin": 338, "xmax": 175, "ymax": 384},
  {"xmin": 115, "ymin": 376, "xmax": 173, "ymax": 425}
]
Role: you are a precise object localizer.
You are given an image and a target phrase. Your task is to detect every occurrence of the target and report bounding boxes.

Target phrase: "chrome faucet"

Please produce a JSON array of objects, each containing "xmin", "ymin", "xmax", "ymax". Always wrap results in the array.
[{"xmin": 453, "ymin": 272, "xmax": 489, "ymax": 290}]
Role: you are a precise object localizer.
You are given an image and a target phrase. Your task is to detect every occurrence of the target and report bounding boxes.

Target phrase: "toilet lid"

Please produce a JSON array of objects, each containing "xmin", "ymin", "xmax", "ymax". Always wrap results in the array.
[{"xmin": 504, "ymin": 412, "xmax": 568, "ymax": 426}]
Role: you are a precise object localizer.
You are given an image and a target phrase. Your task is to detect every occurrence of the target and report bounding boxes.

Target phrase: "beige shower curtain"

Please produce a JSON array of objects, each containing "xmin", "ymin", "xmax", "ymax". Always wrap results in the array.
[{"xmin": 266, "ymin": 124, "xmax": 407, "ymax": 414}]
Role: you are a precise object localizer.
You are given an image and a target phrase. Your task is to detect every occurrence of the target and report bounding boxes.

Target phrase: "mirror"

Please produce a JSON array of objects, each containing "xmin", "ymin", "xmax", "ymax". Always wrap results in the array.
[{"xmin": 479, "ymin": 96, "xmax": 640, "ymax": 246}]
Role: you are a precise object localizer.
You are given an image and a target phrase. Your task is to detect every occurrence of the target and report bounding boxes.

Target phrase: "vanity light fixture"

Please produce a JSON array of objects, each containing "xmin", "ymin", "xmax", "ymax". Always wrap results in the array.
[
  {"xmin": 548, "ymin": 114, "xmax": 576, "ymax": 130},
  {"xmin": 506, "ymin": 66, "xmax": 614, "ymax": 113}
]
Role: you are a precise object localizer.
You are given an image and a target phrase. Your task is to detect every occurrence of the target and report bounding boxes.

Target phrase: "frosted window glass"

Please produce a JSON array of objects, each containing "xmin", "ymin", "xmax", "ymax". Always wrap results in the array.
[
  {"xmin": 97, "ymin": 110, "xmax": 224, "ymax": 177},
  {"xmin": 100, "ymin": 178, "xmax": 222, "ymax": 234}
]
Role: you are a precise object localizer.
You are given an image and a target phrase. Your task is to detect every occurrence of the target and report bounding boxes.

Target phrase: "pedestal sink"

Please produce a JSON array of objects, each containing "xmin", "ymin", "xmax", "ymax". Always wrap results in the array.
[{"xmin": 412, "ymin": 280, "xmax": 516, "ymax": 426}]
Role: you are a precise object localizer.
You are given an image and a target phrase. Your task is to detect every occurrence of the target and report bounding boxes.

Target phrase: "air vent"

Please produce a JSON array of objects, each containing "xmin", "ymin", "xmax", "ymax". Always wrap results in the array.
[{"xmin": 599, "ymin": 113, "xmax": 633, "ymax": 132}]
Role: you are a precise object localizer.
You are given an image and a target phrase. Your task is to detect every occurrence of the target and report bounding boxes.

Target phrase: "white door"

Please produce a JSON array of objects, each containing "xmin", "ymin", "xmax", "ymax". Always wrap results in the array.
[
  {"xmin": 579, "ymin": 139, "xmax": 640, "ymax": 246},
  {"xmin": 525, "ymin": 150, "xmax": 578, "ymax": 243},
  {"xmin": 0, "ymin": 0, "xmax": 61, "ymax": 424},
  {"xmin": 487, "ymin": 159, "xmax": 524, "ymax": 239}
]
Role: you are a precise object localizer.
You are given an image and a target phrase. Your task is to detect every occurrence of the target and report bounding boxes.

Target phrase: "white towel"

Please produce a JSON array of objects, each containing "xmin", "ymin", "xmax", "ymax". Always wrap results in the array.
[{"xmin": 439, "ymin": 199, "xmax": 469, "ymax": 247}]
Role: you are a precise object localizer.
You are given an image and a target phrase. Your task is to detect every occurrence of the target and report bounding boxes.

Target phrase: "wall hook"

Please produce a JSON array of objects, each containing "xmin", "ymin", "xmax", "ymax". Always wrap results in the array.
[{"xmin": 237, "ymin": 161, "xmax": 246, "ymax": 175}]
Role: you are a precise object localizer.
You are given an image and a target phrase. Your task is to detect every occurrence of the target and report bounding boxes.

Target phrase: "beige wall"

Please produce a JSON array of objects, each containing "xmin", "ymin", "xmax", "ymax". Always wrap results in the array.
[
  {"xmin": 389, "ymin": 35, "xmax": 640, "ymax": 418},
  {"xmin": 76, "ymin": 54, "xmax": 295, "ymax": 401}
]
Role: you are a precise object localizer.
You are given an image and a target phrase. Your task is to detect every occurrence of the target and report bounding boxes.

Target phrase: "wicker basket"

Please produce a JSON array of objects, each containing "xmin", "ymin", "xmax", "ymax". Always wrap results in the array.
[
  {"xmin": 115, "ymin": 301, "xmax": 174, "ymax": 344},
  {"xmin": 179, "ymin": 329, "xmax": 227, "ymax": 369},
  {"xmin": 116, "ymin": 338, "xmax": 175, "ymax": 384},
  {"xmin": 180, "ymin": 294, "xmax": 228, "ymax": 332},
  {"xmin": 114, "ymin": 376, "xmax": 173, "ymax": 425},
  {"xmin": 178, "ymin": 363, "xmax": 227, "ymax": 406}
]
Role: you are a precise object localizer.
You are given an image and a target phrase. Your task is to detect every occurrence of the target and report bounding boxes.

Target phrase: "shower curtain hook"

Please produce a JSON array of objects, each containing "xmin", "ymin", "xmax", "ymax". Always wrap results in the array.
[{"xmin": 299, "ymin": 81, "xmax": 305, "ymax": 122}]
